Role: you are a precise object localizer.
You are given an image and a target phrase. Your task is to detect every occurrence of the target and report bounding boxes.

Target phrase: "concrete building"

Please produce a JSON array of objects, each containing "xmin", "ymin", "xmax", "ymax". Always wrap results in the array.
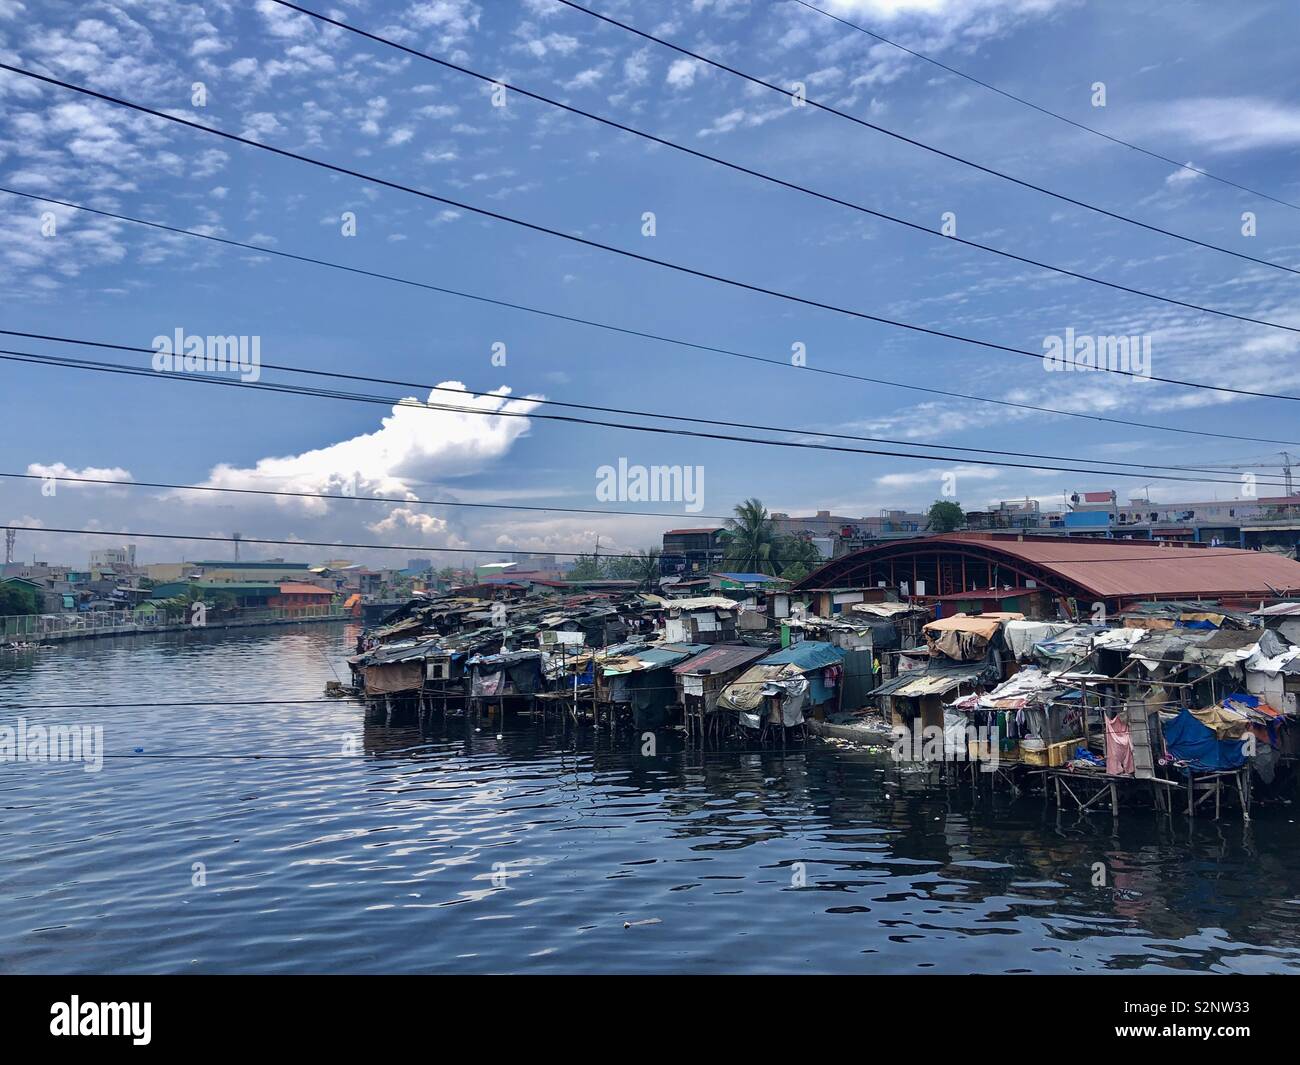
[{"xmin": 661, "ymin": 527, "xmax": 726, "ymax": 576}]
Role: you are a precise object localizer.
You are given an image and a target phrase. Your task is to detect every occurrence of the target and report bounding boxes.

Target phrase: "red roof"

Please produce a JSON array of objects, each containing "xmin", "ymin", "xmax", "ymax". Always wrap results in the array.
[
  {"xmin": 797, "ymin": 533, "xmax": 1300, "ymax": 601},
  {"xmin": 278, "ymin": 582, "xmax": 333, "ymax": 595},
  {"xmin": 930, "ymin": 586, "xmax": 1036, "ymax": 601}
]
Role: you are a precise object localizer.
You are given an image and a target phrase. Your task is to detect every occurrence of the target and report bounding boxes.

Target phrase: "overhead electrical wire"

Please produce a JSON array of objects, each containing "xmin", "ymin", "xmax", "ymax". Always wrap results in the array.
[
  {"xmin": 4, "ymin": 62, "xmax": 1299, "ymax": 398},
  {"xmin": 0, "ymin": 471, "xmax": 758, "ymax": 525},
  {"xmin": 552, "ymin": 0, "xmax": 1300, "ymax": 277},
  {"xmin": 4, "ymin": 327, "xmax": 1285, "ymax": 481},
  {"xmin": 3, "ymin": 187, "xmax": 1298, "ymax": 448},
  {"xmin": 0, "ymin": 446, "xmax": 1288, "ymax": 529},
  {"xmin": 4, "ymin": 344, "xmax": 1293, "ymax": 491},
  {"xmin": 787, "ymin": 0, "xmax": 1300, "ymax": 213},
  {"xmin": 0, "ymin": 522, "xmax": 820, "ymax": 563},
  {"xmin": 0, "ymin": 524, "xmax": 1276, "ymax": 567},
  {"xmin": 267, "ymin": 0, "xmax": 1300, "ymax": 335}
]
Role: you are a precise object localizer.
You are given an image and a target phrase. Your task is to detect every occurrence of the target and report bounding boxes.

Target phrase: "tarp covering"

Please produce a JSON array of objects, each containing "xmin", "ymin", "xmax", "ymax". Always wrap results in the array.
[
  {"xmin": 1162, "ymin": 708, "xmax": 1247, "ymax": 770},
  {"xmin": 1002, "ymin": 620, "xmax": 1075, "ymax": 661},
  {"xmin": 364, "ymin": 660, "xmax": 424, "ymax": 695},
  {"xmin": 1093, "ymin": 627, "xmax": 1150, "ymax": 651},
  {"xmin": 758, "ymin": 640, "xmax": 846, "ymax": 672},
  {"xmin": 654, "ymin": 596, "xmax": 740, "ymax": 613},
  {"xmin": 851, "ymin": 601, "xmax": 923, "ymax": 618},
  {"xmin": 718, "ymin": 664, "xmax": 787, "ymax": 712},
  {"xmin": 1189, "ymin": 703, "xmax": 1250, "ymax": 739},
  {"xmin": 923, "ymin": 614, "xmax": 1007, "ymax": 661}
]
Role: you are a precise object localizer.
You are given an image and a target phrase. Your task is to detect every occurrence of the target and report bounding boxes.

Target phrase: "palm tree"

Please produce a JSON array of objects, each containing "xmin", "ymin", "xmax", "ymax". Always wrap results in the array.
[
  {"xmin": 630, "ymin": 548, "xmax": 662, "ymax": 591},
  {"xmin": 721, "ymin": 498, "xmax": 780, "ymax": 575},
  {"xmin": 777, "ymin": 535, "xmax": 821, "ymax": 580}
]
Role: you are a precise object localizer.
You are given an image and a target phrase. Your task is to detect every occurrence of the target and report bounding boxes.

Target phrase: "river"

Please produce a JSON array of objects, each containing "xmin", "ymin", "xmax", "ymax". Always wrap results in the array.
[{"xmin": 1, "ymin": 623, "xmax": 1297, "ymax": 974}]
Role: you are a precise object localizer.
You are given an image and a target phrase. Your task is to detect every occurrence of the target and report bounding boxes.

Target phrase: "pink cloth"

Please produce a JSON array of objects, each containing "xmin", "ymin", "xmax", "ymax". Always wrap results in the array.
[{"xmin": 1105, "ymin": 714, "xmax": 1134, "ymax": 776}]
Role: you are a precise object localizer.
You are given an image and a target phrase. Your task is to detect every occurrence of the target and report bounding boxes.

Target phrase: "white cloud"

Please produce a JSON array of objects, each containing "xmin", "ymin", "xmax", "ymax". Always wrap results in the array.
[
  {"xmin": 875, "ymin": 464, "xmax": 1004, "ymax": 488},
  {"xmin": 666, "ymin": 58, "xmax": 702, "ymax": 89},
  {"xmin": 26, "ymin": 462, "xmax": 134, "ymax": 484},
  {"xmin": 1136, "ymin": 97, "xmax": 1300, "ymax": 154},
  {"xmin": 185, "ymin": 383, "xmax": 543, "ymax": 516},
  {"xmin": 565, "ymin": 66, "xmax": 607, "ymax": 91},
  {"xmin": 623, "ymin": 47, "xmax": 652, "ymax": 86}
]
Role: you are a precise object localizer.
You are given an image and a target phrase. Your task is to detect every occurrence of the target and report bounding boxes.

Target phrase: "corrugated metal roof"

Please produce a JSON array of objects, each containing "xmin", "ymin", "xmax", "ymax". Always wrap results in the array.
[
  {"xmin": 672, "ymin": 643, "xmax": 770, "ymax": 675},
  {"xmin": 758, "ymin": 640, "xmax": 845, "ymax": 671},
  {"xmin": 801, "ymin": 534, "xmax": 1300, "ymax": 600}
]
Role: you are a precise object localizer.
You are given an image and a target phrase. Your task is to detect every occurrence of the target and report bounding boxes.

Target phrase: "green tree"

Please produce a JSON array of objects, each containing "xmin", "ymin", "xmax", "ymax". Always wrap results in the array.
[
  {"xmin": 926, "ymin": 500, "xmax": 965, "ymax": 533},
  {"xmin": 721, "ymin": 498, "xmax": 780, "ymax": 575},
  {"xmin": 629, "ymin": 548, "xmax": 662, "ymax": 590},
  {"xmin": 776, "ymin": 535, "xmax": 821, "ymax": 579},
  {"xmin": 0, "ymin": 583, "xmax": 40, "ymax": 616},
  {"xmin": 568, "ymin": 553, "xmax": 604, "ymax": 581},
  {"xmin": 780, "ymin": 561, "xmax": 810, "ymax": 583}
]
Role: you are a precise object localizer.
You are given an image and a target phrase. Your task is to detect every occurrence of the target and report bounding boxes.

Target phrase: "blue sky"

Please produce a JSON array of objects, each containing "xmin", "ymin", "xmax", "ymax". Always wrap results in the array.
[{"xmin": 2, "ymin": 0, "xmax": 1300, "ymax": 567}]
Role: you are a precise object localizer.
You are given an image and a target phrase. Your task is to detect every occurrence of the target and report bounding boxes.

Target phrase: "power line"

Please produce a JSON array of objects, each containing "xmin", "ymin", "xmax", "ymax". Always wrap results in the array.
[
  {"xmin": 787, "ymin": 0, "xmax": 1300, "ymax": 213},
  {"xmin": 1, "ymin": 441, "xmax": 1288, "ymax": 535},
  {"xmin": 5, "ymin": 344, "xmax": 1293, "ymax": 490},
  {"xmin": 553, "ymin": 0, "xmax": 1300, "ymax": 277},
  {"xmin": 1, "ymin": 524, "xmax": 1283, "ymax": 567},
  {"xmin": 4, "ymin": 327, "xmax": 1280, "ymax": 480},
  {"xmin": 3, "ymin": 62, "xmax": 1295, "ymax": 394},
  {"xmin": 269, "ymin": 0, "xmax": 1300, "ymax": 335},
  {"xmin": 0, "ymin": 522, "xmax": 813, "ymax": 563},
  {"xmin": 0, "ymin": 471, "xmax": 745, "ymax": 524},
  {"xmin": 5, "ymin": 188, "xmax": 1298, "ymax": 448}
]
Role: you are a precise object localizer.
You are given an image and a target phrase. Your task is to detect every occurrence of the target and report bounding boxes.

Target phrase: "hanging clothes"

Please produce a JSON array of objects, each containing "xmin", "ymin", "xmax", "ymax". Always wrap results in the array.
[{"xmin": 1105, "ymin": 713, "xmax": 1134, "ymax": 776}]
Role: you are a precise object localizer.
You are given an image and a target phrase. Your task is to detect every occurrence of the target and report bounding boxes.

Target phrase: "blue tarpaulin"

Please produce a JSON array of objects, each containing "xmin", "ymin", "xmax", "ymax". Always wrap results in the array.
[
  {"xmin": 757, "ymin": 641, "xmax": 846, "ymax": 704},
  {"xmin": 1163, "ymin": 708, "xmax": 1247, "ymax": 771}
]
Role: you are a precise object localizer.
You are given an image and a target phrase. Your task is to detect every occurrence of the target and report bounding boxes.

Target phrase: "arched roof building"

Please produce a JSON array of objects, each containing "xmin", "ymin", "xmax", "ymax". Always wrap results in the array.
[{"xmin": 793, "ymin": 533, "xmax": 1300, "ymax": 608}]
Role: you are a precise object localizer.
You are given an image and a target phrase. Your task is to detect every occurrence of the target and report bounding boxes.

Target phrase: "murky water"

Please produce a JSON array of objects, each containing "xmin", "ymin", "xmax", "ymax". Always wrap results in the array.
[{"xmin": 0, "ymin": 624, "xmax": 1297, "ymax": 974}]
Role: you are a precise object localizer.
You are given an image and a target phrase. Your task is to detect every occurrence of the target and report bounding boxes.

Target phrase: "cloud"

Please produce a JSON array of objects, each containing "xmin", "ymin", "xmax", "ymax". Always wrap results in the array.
[
  {"xmin": 26, "ymin": 462, "xmax": 134, "ymax": 484},
  {"xmin": 514, "ymin": 25, "xmax": 580, "ymax": 58},
  {"xmin": 186, "ymin": 383, "xmax": 543, "ymax": 514},
  {"xmin": 405, "ymin": 0, "xmax": 482, "ymax": 48},
  {"xmin": 1134, "ymin": 97, "xmax": 1300, "ymax": 154},
  {"xmin": 666, "ymin": 58, "xmax": 702, "ymax": 89},
  {"xmin": 623, "ymin": 47, "xmax": 652, "ymax": 86},
  {"xmin": 565, "ymin": 66, "xmax": 607, "ymax": 91},
  {"xmin": 875, "ymin": 464, "xmax": 1005, "ymax": 488}
]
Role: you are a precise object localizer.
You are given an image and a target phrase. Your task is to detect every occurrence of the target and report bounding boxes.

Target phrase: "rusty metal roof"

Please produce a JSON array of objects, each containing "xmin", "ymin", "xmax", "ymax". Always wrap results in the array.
[
  {"xmin": 672, "ymin": 643, "xmax": 770, "ymax": 676},
  {"xmin": 797, "ymin": 534, "xmax": 1300, "ymax": 600}
]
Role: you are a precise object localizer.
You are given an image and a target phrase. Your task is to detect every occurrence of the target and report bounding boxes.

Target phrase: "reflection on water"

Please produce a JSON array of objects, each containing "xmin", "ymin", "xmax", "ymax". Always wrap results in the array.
[{"xmin": 0, "ymin": 624, "xmax": 1297, "ymax": 974}]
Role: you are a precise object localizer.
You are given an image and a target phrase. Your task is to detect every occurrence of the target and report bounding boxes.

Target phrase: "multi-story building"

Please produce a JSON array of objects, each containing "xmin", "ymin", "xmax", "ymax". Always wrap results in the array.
[{"xmin": 661, "ymin": 527, "xmax": 726, "ymax": 576}]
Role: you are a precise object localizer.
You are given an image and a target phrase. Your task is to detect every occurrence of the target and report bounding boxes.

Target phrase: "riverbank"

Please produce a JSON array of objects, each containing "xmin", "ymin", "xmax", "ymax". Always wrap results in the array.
[{"xmin": 0, "ymin": 608, "xmax": 352, "ymax": 648}]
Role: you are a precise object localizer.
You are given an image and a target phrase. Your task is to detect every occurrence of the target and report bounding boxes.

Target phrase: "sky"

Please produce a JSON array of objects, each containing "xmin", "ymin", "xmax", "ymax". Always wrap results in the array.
[{"xmin": 2, "ymin": 0, "xmax": 1300, "ymax": 569}]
